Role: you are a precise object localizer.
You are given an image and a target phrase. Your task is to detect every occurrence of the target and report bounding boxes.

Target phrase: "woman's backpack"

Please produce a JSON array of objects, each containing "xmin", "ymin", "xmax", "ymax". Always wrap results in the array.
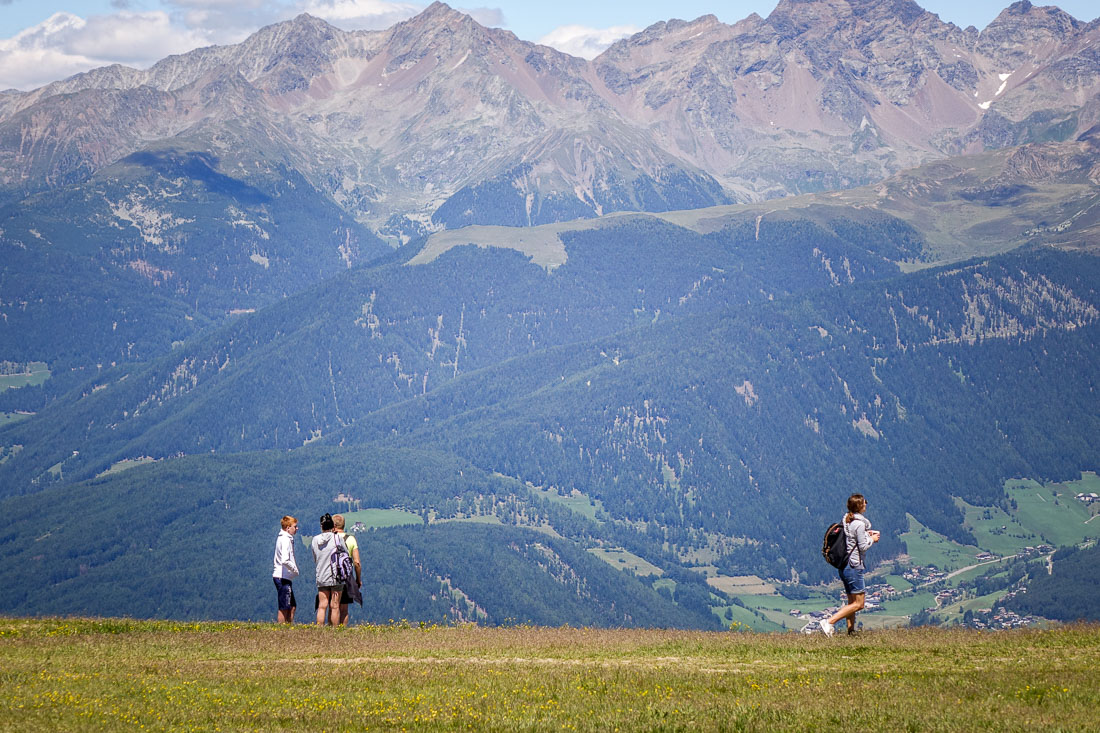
[
  {"xmin": 330, "ymin": 537, "xmax": 354, "ymax": 584},
  {"xmin": 822, "ymin": 522, "xmax": 851, "ymax": 568}
]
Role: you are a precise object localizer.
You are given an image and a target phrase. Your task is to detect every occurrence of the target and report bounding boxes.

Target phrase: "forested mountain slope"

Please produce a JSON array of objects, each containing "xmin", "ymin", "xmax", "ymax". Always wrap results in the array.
[
  {"xmin": 2, "ymin": 1, "xmax": 1099, "ymax": 626},
  {"xmin": 0, "ymin": 213, "xmax": 924, "ymax": 493},
  {"xmin": 3, "ymin": 219, "xmax": 1098, "ymax": 616},
  {"xmin": 0, "ymin": 446, "xmax": 720, "ymax": 627}
]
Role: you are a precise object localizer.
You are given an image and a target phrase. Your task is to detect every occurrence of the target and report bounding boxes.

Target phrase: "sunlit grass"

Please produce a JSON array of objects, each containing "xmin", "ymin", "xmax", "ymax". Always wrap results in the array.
[
  {"xmin": 0, "ymin": 362, "xmax": 50, "ymax": 392},
  {"xmin": 2, "ymin": 617, "xmax": 1097, "ymax": 731}
]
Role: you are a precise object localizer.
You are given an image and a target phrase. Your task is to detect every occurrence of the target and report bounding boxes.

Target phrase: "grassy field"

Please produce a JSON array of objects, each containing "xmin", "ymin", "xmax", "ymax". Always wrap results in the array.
[
  {"xmin": 96, "ymin": 457, "xmax": 159, "ymax": 477},
  {"xmin": 0, "ymin": 362, "xmax": 50, "ymax": 392},
  {"xmin": 528, "ymin": 486, "xmax": 604, "ymax": 522},
  {"xmin": 2, "ymin": 618, "xmax": 1097, "ymax": 731},
  {"xmin": 588, "ymin": 547, "xmax": 663, "ymax": 576},
  {"xmin": 0, "ymin": 412, "xmax": 31, "ymax": 428},
  {"xmin": 338, "ymin": 508, "xmax": 424, "ymax": 529},
  {"xmin": 1001, "ymin": 478, "xmax": 1098, "ymax": 547},
  {"xmin": 955, "ymin": 476, "xmax": 1100, "ymax": 555},
  {"xmin": 899, "ymin": 515, "xmax": 981, "ymax": 572}
]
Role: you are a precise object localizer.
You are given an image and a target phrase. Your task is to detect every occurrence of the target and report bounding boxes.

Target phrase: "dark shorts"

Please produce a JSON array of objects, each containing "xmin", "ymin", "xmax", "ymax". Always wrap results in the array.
[
  {"xmin": 314, "ymin": 586, "xmax": 344, "ymax": 610},
  {"xmin": 839, "ymin": 564, "xmax": 866, "ymax": 596},
  {"xmin": 273, "ymin": 577, "xmax": 296, "ymax": 611}
]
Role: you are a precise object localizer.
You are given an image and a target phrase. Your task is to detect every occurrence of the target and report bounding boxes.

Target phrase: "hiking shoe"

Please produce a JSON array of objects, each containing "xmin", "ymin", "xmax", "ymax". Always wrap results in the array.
[{"xmin": 820, "ymin": 620, "xmax": 835, "ymax": 637}]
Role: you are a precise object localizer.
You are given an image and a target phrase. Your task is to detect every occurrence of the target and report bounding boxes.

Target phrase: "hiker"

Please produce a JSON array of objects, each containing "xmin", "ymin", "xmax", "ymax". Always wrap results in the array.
[
  {"xmin": 272, "ymin": 515, "xmax": 299, "ymax": 624},
  {"xmin": 332, "ymin": 514, "xmax": 362, "ymax": 625},
  {"xmin": 311, "ymin": 513, "xmax": 347, "ymax": 626},
  {"xmin": 821, "ymin": 494, "xmax": 879, "ymax": 637}
]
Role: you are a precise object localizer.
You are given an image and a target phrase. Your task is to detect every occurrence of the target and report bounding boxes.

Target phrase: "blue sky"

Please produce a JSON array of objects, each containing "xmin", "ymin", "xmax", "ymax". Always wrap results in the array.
[{"xmin": 2, "ymin": 1, "xmax": 1098, "ymax": 90}]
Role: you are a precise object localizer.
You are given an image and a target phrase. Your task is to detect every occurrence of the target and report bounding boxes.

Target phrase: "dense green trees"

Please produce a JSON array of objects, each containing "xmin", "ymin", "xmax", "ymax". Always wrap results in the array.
[
  {"xmin": 3, "ymin": 209, "xmax": 1100, "ymax": 621},
  {"xmin": 1004, "ymin": 544, "xmax": 1100, "ymax": 621},
  {"xmin": 0, "ymin": 447, "xmax": 717, "ymax": 626}
]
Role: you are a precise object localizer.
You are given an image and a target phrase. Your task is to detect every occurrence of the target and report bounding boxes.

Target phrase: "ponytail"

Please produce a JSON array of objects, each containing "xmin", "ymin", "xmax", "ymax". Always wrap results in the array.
[{"xmin": 845, "ymin": 493, "xmax": 866, "ymax": 524}]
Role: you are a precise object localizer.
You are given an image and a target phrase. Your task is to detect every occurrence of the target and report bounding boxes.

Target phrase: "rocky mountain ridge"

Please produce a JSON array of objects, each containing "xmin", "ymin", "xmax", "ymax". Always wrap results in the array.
[{"xmin": 1, "ymin": 1, "xmax": 1098, "ymax": 237}]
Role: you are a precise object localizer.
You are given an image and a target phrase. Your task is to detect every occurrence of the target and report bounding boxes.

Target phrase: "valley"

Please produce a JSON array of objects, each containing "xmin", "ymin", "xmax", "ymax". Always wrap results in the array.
[
  {"xmin": 306, "ymin": 471, "xmax": 1100, "ymax": 632},
  {"xmin": 1, "ymin": 0, "xmax": 1099, "ymax": 631},
  {"xmin": 740, "ymin": 473, "xmax": 1100, "ymax": 630}
]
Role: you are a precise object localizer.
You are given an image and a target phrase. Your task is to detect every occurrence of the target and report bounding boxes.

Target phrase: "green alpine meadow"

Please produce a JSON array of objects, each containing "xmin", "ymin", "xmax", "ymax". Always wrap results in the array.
[
  {"xmin": 2, "ymin": 618, "xmax": 1098, "ymax": 731},
  {"xmin": 3, "ymin": 5, "xmax": 1100, "ymax": 719}
]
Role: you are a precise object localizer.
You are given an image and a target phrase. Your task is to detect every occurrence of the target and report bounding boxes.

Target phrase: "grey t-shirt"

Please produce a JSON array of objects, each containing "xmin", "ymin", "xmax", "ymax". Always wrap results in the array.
[{"xmin": 310, "ymin": 531, "xmax": 346, "ymax": 587}]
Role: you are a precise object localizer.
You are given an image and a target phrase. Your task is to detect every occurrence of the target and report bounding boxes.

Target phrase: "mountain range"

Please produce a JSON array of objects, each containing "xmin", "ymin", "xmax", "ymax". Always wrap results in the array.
[
  {"xmin": 1, "ymin": 0, "xmax": 1099, "ymax": 626},
  {"xmin": 3, "ymin": 1, "xmax": 1099, "ymax": 234}
]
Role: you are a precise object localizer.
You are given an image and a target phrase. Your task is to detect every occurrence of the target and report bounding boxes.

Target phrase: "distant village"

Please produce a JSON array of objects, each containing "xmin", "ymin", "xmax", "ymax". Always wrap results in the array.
[
  {"xmin": 795, "ymin": 581, "xmax": 892, "ymax": 634},
  {"xmin": 798, "ymin": 548, "xmax": 1053, "ymax": 634}
]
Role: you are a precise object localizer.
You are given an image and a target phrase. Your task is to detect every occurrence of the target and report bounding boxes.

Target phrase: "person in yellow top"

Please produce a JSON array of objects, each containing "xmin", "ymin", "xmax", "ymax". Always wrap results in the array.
[{"xmin": 332, "ymin": 514, "xmax": 362, "ymax": 625}]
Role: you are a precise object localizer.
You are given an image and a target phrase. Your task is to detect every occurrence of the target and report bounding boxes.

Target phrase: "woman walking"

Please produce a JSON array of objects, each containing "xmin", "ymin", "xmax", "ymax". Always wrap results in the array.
[{"xmin": 821, "ymin": 494, "xmax": 879, "ymax": 637}]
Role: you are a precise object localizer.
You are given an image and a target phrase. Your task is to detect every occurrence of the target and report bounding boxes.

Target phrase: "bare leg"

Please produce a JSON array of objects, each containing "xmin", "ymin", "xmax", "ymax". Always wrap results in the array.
[
  {"xmin": 828, "ymin": 592, "xmax": 865, "ymax": 628},
  {"xmin": 339, "ymin": 603, "xmax": 349, "ymax": 626},
  {"xmin": 329, "ymin": 593, "xmax": 341, "ymax": 627},
  {"xmin": 316, "ymin": 589, "xmax": 334, "ymax": 626}
]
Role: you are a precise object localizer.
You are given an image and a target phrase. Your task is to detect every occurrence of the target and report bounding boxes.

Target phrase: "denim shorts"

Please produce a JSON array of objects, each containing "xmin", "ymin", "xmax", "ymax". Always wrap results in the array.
[
  {"xmin": 839, "ymin": 564, "xmax": 866, "ymax": 596},
  {"xmin": 273, "ymin": 577, "xmax": 296, "ymax": 611}
]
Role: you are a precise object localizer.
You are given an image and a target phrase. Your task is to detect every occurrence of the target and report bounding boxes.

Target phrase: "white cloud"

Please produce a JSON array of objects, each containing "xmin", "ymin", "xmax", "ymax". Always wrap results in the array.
[
  {"xmin": 301, "ymin": 0, "xmax": 421, "ymax": 30},
  {"xmin": 162, "ymin": 0, "xmax": 298, "ymax": 42},
  {"xmin": 0, "ymin": 1, "xmax": 501, "ymax": 91},
  {"xmin": 0, "ymin": 11, "xmax": 213, "ymax": 90},
  {"xmin": 0, "ymin": 3, "xmax": 275, "ymax": 90},
  {"xmin": 537, "ymin": 24, "xmax": 639, "ymax": 60},
  {"xmin": 68, "ymin": 13, "xmax": 212, "ymax": 64},
  {"xmin": 0, "ymin": 14, "xmax": 95, "ymax": 91}
]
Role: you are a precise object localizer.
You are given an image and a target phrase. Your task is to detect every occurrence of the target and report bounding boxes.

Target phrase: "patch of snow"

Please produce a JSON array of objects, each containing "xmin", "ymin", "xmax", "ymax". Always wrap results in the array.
[
  {"xmin": 250, "ymin": 253, "xmax": 270, "ymax": 268},
  {"xmin": 978, "ymin": 100, "xmax": 992, "ymax": 110},
  {"xmin": 995, "ymin": 80, "xmax": 1007, "ymax": 96},
  {"xmin": 999, "ymin": 72, "xmax": 1012, "ymax": 81}
]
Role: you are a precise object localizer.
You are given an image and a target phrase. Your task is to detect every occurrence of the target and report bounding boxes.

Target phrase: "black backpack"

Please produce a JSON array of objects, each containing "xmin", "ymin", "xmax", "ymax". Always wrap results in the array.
[{"xmin": 822, "ymin": 522, "xmax": 851, "ymax": 569}]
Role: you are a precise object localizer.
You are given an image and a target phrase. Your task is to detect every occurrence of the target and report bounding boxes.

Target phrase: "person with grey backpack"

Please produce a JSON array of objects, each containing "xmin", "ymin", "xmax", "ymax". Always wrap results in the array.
[
  {"xmin": 311, "ymin": 513, "xmax": 348, "ymax": 626},
  {"xmin": 820, "ymin": 493, "xmax": 879, "ymax": 637}
]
